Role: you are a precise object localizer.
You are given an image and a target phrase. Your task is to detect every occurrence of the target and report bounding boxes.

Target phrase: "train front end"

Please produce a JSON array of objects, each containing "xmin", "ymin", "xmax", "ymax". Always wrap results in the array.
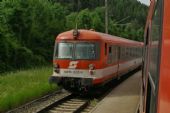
[{"xmin": 49, "ymin": 30, "xmax": 102, "ymax": 93}]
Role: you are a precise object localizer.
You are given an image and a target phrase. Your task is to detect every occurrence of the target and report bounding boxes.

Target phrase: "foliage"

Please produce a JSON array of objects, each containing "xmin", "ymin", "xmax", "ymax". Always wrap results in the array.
[
  {"xmin": 66, "ymin": 8, "xmax": 104, "ymax": 32},
  {"xmin": 0, "ymin": 67, "xmax": 58, "ymax": 112},
  {"xmin": 0, "ymin": 0, "xmax": 67, "ymax": 73}
]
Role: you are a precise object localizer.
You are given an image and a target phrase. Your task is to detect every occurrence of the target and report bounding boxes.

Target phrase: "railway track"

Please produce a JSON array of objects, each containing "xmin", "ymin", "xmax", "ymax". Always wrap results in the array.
[
  {"xmin": 38, "ymin": 94, "xmax": 90, "ymax": 113},
  {"xmin": 6, "ymin": 90, "xmax": 71, "ymax": 113}
]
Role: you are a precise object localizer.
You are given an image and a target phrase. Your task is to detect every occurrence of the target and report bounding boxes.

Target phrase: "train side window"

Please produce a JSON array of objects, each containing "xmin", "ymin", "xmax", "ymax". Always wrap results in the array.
[
  {"xmin": 136, "ymin": 48, "xmax": 138, "ymax": 58},
  {"xmin": 109, "ymin": 46, "xmax": 112, "ymax": 54},
  {"xmin": 129, "ymin": 48, "xmax": 130, "ymax": 58},
  {"xmin": 123, "ymin": 47, "xmax": 126, "ymax": 60},
  {"xmin": 120, "ymin": 47, "xmax": 124, "ymax": 60},
  {"xmin": 132, "ymin": 48, "xmax": 133, "ymax": 57},
  {"xmin": 105, "ymin": 43, "xmax": 107, "ymax": 55},
  {"xmin": 133, "ymin": 48, "xmax": 135, "ymax": 58},
  {"xmin": 126, "ymin": 47, "xmax": 129, "ymax": 59},
  {"xmin": 112, "ymin": 46, "xmax": 116, "ymax": 63},
  {"xmin": 132, "ymin": 48, "xmax": 134, "ymax": 58},
  {"xmin": 130, "ymin": 48, "xmax": 132, "ymax": 58},
  {"xmin": 131, "ymin": 48, "xmax": 133, "ymax": 58},
  {"xmin": 108, "ymin": 46, "xmax": 113, "ymax": 64},
  {"xmin": 128, "ymin": 47, "xmax": 130, "ymax": 60}
]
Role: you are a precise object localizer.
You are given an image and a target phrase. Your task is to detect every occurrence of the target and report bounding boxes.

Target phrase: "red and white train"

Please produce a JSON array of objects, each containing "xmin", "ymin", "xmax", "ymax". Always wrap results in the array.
[
  {"xmin": 138, "ymin": 0, "xmax": 170, "ymax": 113},
  {"xmin": 49, "ymin": 29, "xmax": 143, "ymax": 92}
]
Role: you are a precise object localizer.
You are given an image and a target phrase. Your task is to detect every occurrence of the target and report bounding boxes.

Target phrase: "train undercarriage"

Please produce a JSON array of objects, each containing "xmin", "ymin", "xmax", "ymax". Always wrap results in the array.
[{"xmin": 49, "ymin": 76, "xmax": 96, "ymax": 93}]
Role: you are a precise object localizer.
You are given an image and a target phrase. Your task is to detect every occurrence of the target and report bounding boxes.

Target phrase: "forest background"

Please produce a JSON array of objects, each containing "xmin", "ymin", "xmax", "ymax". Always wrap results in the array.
[{"xmin": 0, "ymin": 0, "xmax": 148, "ymax": 73}]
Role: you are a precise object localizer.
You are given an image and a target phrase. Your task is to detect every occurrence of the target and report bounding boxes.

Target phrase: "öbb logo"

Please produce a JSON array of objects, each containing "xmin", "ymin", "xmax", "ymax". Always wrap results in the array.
[{"xmin": 68, "ymin": 61, "xmax": 78, "ymax": 69}]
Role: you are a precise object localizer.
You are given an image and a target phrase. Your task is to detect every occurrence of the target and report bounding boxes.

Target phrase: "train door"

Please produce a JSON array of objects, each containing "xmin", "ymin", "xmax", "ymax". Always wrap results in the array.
[{"xmin": 107, "ymin": 44, "xmax": 119, "ymax": 79}]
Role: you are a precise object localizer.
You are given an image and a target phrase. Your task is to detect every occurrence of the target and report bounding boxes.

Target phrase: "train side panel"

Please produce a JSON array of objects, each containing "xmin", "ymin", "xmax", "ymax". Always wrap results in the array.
[{"xmin": 118, "ymin": 46, "xmax": 142, "ymax": 77}]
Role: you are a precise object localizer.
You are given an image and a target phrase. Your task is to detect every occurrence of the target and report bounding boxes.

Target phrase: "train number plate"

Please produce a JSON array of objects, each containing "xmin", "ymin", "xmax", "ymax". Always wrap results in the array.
[{"xmin": 63, "ymin": 70, "xmax": 83, "ymax": 74}]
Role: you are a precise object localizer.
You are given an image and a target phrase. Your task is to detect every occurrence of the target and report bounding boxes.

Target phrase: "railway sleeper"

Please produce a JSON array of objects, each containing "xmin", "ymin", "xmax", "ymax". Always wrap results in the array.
[
  {"xmin": 53, "ymin": 107, "xmax": 77, "ymax": 111},
  {"xmin": 70, "ymin": 99, "xmax": 86, "ymax": 102},
  {"xmin": 66, "ymin": 101, "xmax": 85, "ymax": 104},
  {"xmin": 58, "ymin": 105, "xmax": 80, "ymax": 109},
  {"xmin": 49, "ymin": 109, "xmax": 73, "ymax": 113},
  {"xmin": 62, "ymin": 102, "xmax": 85, "ymax": 106}
]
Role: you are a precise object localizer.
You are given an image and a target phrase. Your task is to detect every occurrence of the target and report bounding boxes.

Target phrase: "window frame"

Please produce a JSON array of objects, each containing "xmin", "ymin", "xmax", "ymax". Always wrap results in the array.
[{"xmin": 54, "ymin": 41, "xmax": 100, "ymax": 60}]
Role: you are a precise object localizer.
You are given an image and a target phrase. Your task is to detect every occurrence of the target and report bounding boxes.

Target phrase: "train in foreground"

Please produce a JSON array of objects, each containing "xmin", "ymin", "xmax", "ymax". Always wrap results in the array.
[
  {"xmin": 49, "ymin": 29, "xmax": 143, "ymax": 93},
  {"xmin": 138, "ymin": 0, "xmax": 170, "ymax": 113}
]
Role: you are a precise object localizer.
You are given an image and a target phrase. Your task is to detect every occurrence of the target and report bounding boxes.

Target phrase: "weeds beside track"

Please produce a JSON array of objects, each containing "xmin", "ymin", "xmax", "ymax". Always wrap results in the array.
[{"xmin": 0, "ymin": 67, "xmax": 58, "ymax": 112}]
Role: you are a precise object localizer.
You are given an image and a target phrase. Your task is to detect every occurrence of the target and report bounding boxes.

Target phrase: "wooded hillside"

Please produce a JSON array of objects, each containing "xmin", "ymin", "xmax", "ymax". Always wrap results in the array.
[{"xmin": 0, "ymin": 0, "xmax": 148, "ymax": 73}]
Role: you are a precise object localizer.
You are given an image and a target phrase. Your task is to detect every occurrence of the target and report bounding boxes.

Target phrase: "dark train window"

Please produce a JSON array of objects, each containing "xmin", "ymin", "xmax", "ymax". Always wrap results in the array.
[
  {"xmin": 57, "ymin": 43, "xmax": 73, "ymax": 59},
  {"xmin": 105, "ymin": 43, "xmax": 107, "ymax": 55},
  {"xmin": 120, "ymin": 47, "xmax": 125, "ymax": 60},
  {"xmin": 107, "ymin": 45, "xmax": 113, "ymax": 64},
  {"xmin": 75, "ymin": 43, "xmax": 96, "ymax": 60},
  {"xmin": 130, "ymin": 48, "xmax": 132, "ymax": 58},
  {"xmin": 112, "ymin": 46, "xmax": 118, "ymax": 63},
  {"xmin": 126, "ymin": 47, "xmax": 129, "ymax": 58},
  {"xmin": 109, "ymin": 46, "xmax": 112, "ymax": 53},
  {"xmin": 136, "ymin": 48, "xmax": 138, "ymax": 57},
  {"xmin": 145, "ymin": 31, "xmax": 149, "ymax": 46},
  {"xmin": 132, "ymin": 48, "xmax": 134, "ymax": 58}
]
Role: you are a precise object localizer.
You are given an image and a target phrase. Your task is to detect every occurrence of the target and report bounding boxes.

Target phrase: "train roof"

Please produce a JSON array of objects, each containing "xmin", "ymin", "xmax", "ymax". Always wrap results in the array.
[{"xmin": 56, "ymin": 29, "xmax": 143, "ymax": 46}]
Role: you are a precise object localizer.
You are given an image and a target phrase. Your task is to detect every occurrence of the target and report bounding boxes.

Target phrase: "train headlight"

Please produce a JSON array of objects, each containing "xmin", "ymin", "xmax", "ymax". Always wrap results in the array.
[
  {"xmin": 54, "ymin": 63, "xmax": 60, "ymax": 73},
  {"xmin": 89, "ymin": 64, "xmax": 95, "ymax": 70},
  {"xmin": 89, "ymin": 64, "xmax": 95, "ymax": 75}
]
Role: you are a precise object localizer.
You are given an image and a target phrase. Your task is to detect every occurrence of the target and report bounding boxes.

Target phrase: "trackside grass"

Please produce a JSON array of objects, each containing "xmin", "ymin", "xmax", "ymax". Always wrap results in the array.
[{"xmin": 0, "ymin": 67, "xmax": 58, "ymax": 112}]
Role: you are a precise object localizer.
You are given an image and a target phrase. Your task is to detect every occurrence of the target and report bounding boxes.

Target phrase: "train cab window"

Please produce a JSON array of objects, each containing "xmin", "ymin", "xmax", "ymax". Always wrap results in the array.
[
  {"xmin": 57, "ymin": 43, "xmax": 73, "ymax": 59},
  {"xmin": 75, "ymin": 43, "xmax": 96, "ymax": 60},
  {"xmin": 55, "ymin": 42, "xmax": 99, "ymax": 60}
]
